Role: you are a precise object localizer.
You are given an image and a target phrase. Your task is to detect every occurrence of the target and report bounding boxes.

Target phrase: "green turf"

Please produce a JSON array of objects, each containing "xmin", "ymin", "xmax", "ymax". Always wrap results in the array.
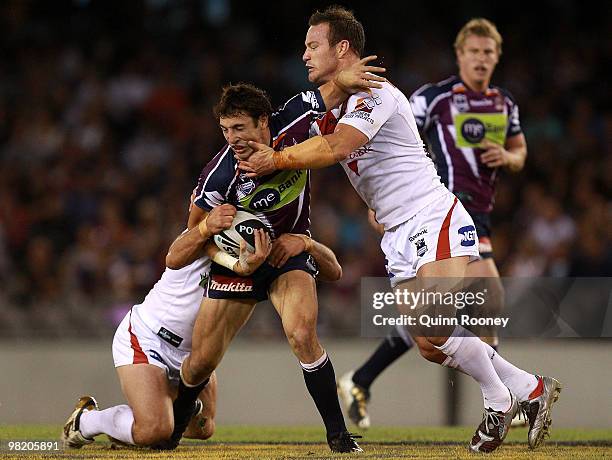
[
  {"xmin": 1, "ymin": 425, "xmax": 610, "ymax": 459},
  {"xmin": 2, "ymin": 424, "xmax": 611, "ymax": 443}
]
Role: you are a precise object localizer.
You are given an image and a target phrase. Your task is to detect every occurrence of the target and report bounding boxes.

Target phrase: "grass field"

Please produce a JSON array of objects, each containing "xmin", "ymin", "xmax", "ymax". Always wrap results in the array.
[{"xmin": 1, "ymin": 425, "xmax": 611, "ymax": 459}]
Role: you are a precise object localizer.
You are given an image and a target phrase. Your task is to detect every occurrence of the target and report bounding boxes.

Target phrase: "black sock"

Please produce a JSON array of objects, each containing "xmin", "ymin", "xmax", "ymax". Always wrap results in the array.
[
  {"xmin": 302, "ymin": 353, "xmax": 346, "ymax": 438},
  {"xmin": 352, "ymin": 334, "xmax": 412, "ymax": 390},
  {"xmin": 174, "ymin": 377, "xmax": 210, "ymax": 423}
]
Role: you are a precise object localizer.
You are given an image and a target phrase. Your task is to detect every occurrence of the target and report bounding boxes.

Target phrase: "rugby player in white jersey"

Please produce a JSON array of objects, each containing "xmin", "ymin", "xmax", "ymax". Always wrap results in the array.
[
  {"xmin": 337, "ymin": 18, "xmax": 534, "ymax": 431},
  {"xmin": 60, "ymin": 205, "xmax": 266, "ymax": 449},
  {"xmin": 239, "ymin": 6, "xmax": 561, "ymax": 453},
  {"xmin": 61, "ymin": 203, "xmax": 345, "ymax": 449}
]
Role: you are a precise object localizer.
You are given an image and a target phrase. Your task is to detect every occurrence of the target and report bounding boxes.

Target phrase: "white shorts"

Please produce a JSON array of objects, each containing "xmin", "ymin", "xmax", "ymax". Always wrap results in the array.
[
  {"xmin": 112, "ymin": 308, "xmax": 188, "ymax": 386},
  {"xmin": 381, "ymin": 192, "xmax": 479, "ymax": 286}
]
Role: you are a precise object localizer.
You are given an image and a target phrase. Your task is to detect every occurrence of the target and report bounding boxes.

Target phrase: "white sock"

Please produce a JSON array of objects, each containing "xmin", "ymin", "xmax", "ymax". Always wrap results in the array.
[
  {"xmin": 483, "ymin": 343, "xmax": 539, "ymax": 402},
  {"xmin": 80, "ymin": 405, "xmax": 135, "ymax": 445},
  {"xmin": 435, "ymin": 326, "xmax": 511, "ymax": 412},
  {"xmin": 299, "ymin": 350, "xmax": 328, "ymax": 371}
]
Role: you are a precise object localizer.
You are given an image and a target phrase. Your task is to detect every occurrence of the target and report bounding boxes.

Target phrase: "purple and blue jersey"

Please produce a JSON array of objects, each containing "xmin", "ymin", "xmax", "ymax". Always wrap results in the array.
[
  {"xmin": 192, "ymin": 90, "xmax": 328, "ymax": 238},
  {"xmin": 410, "ymin": 76, "xmax": 522, "ymax": 213}
]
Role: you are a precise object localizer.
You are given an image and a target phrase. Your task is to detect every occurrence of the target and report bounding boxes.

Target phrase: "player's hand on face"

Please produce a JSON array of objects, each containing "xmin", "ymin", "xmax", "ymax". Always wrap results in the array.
[
  {"xmin": 268, "ymin": 233, "xmax": 307, "ymax": 268},
  {"xmin": 205, "ymin": 204, "xmax": 237, "ymax": 234},
  {"xmin": 235, "ymin": 229, "xmax": 272, "ymax": 275},
  {"xmin": 335, "ymin": 55, "xmax": 386, "ymax": 94},
  {"xmin": 480, "ymin": 139, "xmax": 509, "ymax": 168},
  {"xmin": 237, "ymin": 142, "xmax": 276, "ymax": 177}
]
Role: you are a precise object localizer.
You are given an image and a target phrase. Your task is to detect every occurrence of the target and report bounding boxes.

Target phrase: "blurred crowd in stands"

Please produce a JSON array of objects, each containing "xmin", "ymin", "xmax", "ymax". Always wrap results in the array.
[{"xmin": 0, "ymin": 1, "xmax": 609, "ymax": 337}]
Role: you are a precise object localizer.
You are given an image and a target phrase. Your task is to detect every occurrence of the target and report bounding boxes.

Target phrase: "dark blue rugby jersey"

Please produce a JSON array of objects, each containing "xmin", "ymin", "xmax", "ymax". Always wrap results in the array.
[
  {"xmin": 192, "ymin": 90, "xmax": 327, "ymax": 238},
  {"xmin": 409, "ymin": 76, "xmax": 522, "ymax": 213}
]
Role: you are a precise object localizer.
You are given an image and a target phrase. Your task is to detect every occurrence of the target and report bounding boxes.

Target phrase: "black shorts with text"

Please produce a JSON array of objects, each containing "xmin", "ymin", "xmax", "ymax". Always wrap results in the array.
[{"xmin": 205, "ymin": 252, "xmax": 319, "ymax": 302}]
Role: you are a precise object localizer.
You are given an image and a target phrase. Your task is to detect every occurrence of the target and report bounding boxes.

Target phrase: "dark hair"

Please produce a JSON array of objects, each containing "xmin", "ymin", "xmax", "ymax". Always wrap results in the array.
[
  {"xmin": 308, "ymin": 5, "xmax": 364, "ymax": 57},
  {"xmin": 213, "ymin": 83, "xmax": 273, "ymax": 122}
]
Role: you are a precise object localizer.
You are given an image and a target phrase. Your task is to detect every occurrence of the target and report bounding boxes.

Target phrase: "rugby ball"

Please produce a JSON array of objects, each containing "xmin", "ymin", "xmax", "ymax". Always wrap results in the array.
[{"xmin": 213, "ymin": 210, "xmax": 268, "ymax": 257}]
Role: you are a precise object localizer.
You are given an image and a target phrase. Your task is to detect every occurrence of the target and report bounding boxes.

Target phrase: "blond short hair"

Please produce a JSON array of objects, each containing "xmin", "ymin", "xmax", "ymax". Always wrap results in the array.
[{"xmin": 454, "ymin": 18, "xmax": 503, "ymax": 55}]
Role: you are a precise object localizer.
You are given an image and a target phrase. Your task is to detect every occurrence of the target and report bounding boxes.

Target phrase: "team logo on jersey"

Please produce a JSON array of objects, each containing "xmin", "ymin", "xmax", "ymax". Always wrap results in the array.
[
  {"xmin": 415, "ymin": 238, "xmax": 428, "ymax": 257},
  {"xmin": 236, "ymin": 179, "xmax": 256, "ymax": 200},
  {"xmin": 453, "ymin": 94, "xmax": 469, "ymax": 112},
  {"xmin": 458, "ymin": 225, "xmax": 477, "ymax": 246},
  {"xmin": 250, "ymin": 188, "xmax": 281, "ymax": 210},
  {"xmin": 460, "ymin": 118, "xmax": 486, "ymax": 143}
]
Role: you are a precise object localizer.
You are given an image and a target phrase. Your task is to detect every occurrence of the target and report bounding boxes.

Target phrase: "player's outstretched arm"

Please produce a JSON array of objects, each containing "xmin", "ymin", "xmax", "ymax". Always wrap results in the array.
[
  {"xmin": 166, "ymin": 204, "xmax": 236, "ymax": 269},
  {"xmin": 239, "ymin": 123, "xmax": 368, "ymax": 177},
  {"xmin": 318, "ymin": 55, "xmax": 386, "ymax": 109},
  {"xmin": 203, "ymin": 229, "xmax": 271, "ymax": 276},
  {"xmin": 268, "ymin": 233, "xmax": 342, "ymax": 282}
]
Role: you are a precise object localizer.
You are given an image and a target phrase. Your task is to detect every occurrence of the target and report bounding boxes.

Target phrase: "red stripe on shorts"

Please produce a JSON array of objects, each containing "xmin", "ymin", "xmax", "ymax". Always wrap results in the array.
[
  {"xmin": 128, "ymin": 312, "xmax": 149, "ymax": 364},
  {"xmin": 436, "ymin": 197, "xmax": 458, "ymax": 260}
]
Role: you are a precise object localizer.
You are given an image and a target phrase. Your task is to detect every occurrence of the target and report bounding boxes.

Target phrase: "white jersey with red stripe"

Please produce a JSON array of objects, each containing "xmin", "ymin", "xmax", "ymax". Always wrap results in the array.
[
  {"xmin": 133, "ymin": 256, "xmax": 211, "ymax": 352},
  {"xmin": 333, "ymin": 81, "xmax": 448, "ymax": 231}
]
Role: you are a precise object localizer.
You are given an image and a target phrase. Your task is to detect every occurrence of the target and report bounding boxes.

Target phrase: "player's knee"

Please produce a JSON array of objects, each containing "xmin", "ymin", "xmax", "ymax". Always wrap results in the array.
[
  {"xmin": 132, "ymin": 418, "xmax": 174, "ymax": 446},
  {"xmin": 285, "ymin": 324, "xmax": 317, "ymax": 354}
]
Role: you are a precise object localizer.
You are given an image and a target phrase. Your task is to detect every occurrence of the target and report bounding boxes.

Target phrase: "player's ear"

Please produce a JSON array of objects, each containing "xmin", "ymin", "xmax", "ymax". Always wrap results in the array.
[
  {"xmin": 336, "ymin": 39, "xmax": 350, "ymax": 58},
  {"xmin": 258, "ymin": 115, "xmax": 269, "ymax": 130}
]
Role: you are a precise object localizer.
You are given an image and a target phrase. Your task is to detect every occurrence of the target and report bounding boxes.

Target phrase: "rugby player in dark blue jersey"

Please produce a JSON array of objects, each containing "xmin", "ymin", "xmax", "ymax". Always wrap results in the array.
[{"xmin": 155, "ymin": 60, "xmax": 385, "ymax": 453}]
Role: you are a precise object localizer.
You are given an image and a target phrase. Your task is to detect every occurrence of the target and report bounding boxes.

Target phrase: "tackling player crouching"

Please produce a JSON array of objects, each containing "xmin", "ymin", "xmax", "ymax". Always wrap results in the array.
[{"xmin": 61, "ymin": 202, "xmax": 344, "ymax": 450}]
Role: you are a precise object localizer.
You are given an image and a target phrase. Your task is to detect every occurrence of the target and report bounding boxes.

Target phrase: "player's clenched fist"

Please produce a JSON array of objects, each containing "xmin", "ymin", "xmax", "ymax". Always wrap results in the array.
[{"xmin": 205, "ymin": 204, "xmax": 237, "ymax": 234}]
